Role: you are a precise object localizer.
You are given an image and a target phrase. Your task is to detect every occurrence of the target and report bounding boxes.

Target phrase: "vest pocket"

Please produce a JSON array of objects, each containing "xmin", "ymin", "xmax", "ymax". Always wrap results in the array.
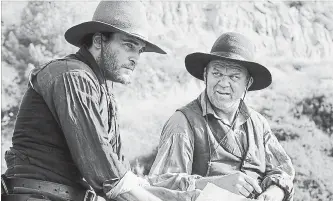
[{"xmin": 5, "ymin": 149, "xmax": 30, "ymax": 169}]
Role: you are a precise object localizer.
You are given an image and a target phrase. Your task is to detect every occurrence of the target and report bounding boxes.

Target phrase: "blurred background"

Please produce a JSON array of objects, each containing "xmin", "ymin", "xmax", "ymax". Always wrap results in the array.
[{"xmin": 1, "ymin": 1, "xmax": 333, "ymax": 200}]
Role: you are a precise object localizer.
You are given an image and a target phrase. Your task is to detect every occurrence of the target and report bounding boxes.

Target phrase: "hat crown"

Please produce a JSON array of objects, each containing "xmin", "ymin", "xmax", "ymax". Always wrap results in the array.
[
  {"xmin": 64, "ymin": 0, "xmax": 166, "ymax": 54},
  {"xmin": 211, "ymin": 32, "xmax": 255, "ymax": 61},
  {"xmin": 184, "ymin": 32, "xmax": 272, "ymax": 90},
  {"xmin": 92, "ymin": 1, "xmax": 149, "ymax": 38}
]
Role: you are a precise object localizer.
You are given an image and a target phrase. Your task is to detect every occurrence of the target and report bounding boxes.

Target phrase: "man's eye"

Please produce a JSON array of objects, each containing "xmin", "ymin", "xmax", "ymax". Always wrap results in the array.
[
  {"xmin": 212, "ymin": 72, "xmax": 221, "ymax": 76},
  {"xmin": 139, "ymin": 47, "xmax": 145, "ymax": 54},
  {"xmin": 230, "ymin": 75, "xmax": 240, "ymax": 80},
  {"xmin": 125, "ymin": 43, "xmax": 134, "ymax": 49}
]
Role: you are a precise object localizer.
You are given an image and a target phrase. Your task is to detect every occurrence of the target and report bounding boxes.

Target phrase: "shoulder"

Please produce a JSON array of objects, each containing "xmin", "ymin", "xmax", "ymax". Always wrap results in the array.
[
  {"xmin": 178, "ymin": 99, "xmax": 202, "ymax": 116},
  {"xmin": 160, "ymin": 111, "xmax": 194, "ymax": 145},
  {"xmin": 164, "ymin": 111, "xmax": 190, "ymax": 132},
  {"xmin": 34, "ymin": 58, "xmax": 99, "ymax": 88},
  {"xmin": 247, "ymin": 106, "xmax": 269, "ymax": 123},
  {"xmin": 246, "ymin": 106, "xmax": 272, "ymax": 134},
  {"xmin": 42, "ymin": 58, "xmax": 96, "ymax": 79}
]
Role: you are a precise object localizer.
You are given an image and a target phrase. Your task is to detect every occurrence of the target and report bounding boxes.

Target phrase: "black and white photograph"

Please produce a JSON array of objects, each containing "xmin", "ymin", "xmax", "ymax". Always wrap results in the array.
[{"xmin": 1, "ymin": 1, "xmax": 333, "ymax": 201}]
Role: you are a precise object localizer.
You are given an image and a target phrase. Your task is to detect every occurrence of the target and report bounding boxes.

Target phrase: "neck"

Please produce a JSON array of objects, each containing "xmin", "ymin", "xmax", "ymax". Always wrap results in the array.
[
  {"xmin": 87, "ymin": 45, "xmax": 110, "ymax": 86},
  {"xmin": 88, "ymin": 46, "xmax": 101, "ymax": 66},
  {"xmin": 213, "ymin": 100, "xmax": 240, "ymax": 126}
]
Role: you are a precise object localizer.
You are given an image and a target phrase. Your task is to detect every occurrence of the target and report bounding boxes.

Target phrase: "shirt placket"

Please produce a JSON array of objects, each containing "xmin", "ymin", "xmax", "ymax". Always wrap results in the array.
[
  {"xmin": 108, "ymin": 92, "xmax": 118, "ymax": 138},
  {"xmin": 101, "ymin": 85, "xmax": 116, "ymax": 143},
  {"xmin": 207, "ymin": 118, "xmax": 244, "ymax": 160}
]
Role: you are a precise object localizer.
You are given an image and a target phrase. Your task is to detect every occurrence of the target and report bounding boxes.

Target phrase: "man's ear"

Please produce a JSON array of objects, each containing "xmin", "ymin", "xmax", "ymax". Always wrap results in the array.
[
  {"xmin": 92, "ymin": 33, "xmax": 102, "ymax": 49},
  {"xmin": 247, "ymin": 77, "xmax": 254, "ymax": 90},
  {"xmin": 203, "ymin": 67, "xmax": 207, "ymax": 84}
]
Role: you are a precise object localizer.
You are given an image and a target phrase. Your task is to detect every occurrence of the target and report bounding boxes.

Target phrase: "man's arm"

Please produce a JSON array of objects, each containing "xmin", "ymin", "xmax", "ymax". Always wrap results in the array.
[
  {"xmin": 149, "ymin": 111, "xmax": 262, "ymax": 198},
  {"xmin": 195, "ymin": 172, "xmax": 262, "ymax": 197},
  {"xmin": 259, "ymin": 118, "xmax": 295, "ymax": 201},
  {"xmin": 37, "ymin": 69, "xmax": 161, "ymax": 200},
  {"xmin": 148, "ymin": 111, "xmax": 201, "ymax": 191}
]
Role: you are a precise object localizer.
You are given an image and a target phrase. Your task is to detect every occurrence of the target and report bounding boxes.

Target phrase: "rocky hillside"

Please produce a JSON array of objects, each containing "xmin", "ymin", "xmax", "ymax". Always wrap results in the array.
[{"xmin": 2, "ymin": 1, "xmax": 333, "ymax": 201}]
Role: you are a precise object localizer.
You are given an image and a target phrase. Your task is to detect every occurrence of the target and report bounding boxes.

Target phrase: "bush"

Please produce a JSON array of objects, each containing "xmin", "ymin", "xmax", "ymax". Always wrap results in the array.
[
  {"xmin": 295, "ymin": 95, "xmax": 333, "ymax": 135},
  {"xmin": 272, "ymin": 127, "xmax": 300, "ymax": 141},
  {"xmin": 295, "ymin": 172, "xmax": 333, "ymax": 201}
]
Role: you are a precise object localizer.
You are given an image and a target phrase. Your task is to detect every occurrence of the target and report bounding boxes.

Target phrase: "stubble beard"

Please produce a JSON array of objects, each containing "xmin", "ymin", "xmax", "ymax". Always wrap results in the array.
[
  {"xmin": 98, "ymin": 49, "xmax": 131, "ymax": 85},
  {"xmin": 208, "ymin": 91, "xmax": 240, "ymax": 115}
]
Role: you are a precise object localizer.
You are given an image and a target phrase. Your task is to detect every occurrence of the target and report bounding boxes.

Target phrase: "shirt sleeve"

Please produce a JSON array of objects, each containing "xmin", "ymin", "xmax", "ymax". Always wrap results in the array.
[
  {"xmin": 148, "ymin": 111, "xmax": 202, "ymax": 191},
  {"xmin": 36, "ymin": 70, "xmax": 129, "ymax": 197},
  {"xmin": 261, "ymin": 118, "xmax": 295, "ymax": 201}
]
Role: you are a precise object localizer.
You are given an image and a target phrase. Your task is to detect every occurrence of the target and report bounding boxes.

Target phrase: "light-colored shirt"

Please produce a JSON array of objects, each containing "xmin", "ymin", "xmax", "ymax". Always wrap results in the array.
[{"xmin": 149, "ymin": 92, "xmax": 295, "ymax": 200}]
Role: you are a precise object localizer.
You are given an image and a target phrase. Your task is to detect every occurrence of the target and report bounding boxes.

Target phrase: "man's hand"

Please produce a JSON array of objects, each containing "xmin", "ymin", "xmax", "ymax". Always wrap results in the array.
[
  {"xmin": 257, "ymin": 185, "xmax": 285, "ymax": 201},
  {"xmin": 215, "ymin": 172, "xmax": 262, "ymax": 197},
  {"xmin": 195, "ymin": 172, "xmax": 262, "ymax": 198}
]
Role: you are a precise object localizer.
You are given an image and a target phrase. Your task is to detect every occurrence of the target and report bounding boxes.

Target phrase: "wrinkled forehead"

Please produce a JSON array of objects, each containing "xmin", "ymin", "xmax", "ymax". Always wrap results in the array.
[{"xmin": 207, "ymin": 60, "xmax": 248, "ymax": 74}]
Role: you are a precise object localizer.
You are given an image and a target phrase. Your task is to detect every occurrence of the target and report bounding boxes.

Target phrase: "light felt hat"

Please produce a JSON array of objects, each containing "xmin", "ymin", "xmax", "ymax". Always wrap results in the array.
[
  {"xmin": 185, "ymin": 32, "xmax": 272, "ymax": 91},
  {"xmin": 65, "ymin": 1, "xmax": 166, "ymax": 54}
]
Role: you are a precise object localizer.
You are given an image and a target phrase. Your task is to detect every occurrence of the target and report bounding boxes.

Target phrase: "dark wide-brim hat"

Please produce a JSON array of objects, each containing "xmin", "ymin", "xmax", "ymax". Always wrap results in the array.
[
  {"xmin": 185, "ymin": 32, "xmax": 272, "ymax": 91},
  {"xmin": 65, "ymin": 1, "xmax": 166, "ymax": 54}
]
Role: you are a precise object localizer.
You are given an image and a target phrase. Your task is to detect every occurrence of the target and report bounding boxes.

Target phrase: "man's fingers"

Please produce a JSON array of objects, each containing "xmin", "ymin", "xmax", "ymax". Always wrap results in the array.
[
  {"xmin": 243, "ymin": 175, "xmax": 262, "ymax": 193},
  {"xmin": 239, "ymin": 179, "xmax": 254, "ymax": 195},
  {"xmin": 236, "ymin": 184, "xmax": 250, "ymax": 197},
  {"xmin": 258, "ymin": 194, "xmax": 271, "ymax": 201},
  {"xmin": 257, "ymin": 194, "xmax": 265, "ymax": 201}
]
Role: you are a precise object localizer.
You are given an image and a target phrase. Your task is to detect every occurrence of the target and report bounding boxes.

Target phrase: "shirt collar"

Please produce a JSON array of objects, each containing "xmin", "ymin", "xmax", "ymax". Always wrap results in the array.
[
  {"xmin": 199, "ymin": 91, "xmax": 250, "ymax": 126},
  {"xmin": 199, "ymin": 91, "xmax": 220, "ymax": 119},
  {"xmin": 74, "ymin": 46, "xmax": 105, "ymax": 85}
]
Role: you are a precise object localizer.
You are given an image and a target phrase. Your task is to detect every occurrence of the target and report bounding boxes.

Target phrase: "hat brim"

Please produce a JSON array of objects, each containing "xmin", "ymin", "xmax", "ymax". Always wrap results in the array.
[
  {"xmin": 185, "ymin": 52, "xmax": 272, "ymax": 91},
  {"xmin": 65, "ymin": 21, "xmax": 166, "ymax": 54}
]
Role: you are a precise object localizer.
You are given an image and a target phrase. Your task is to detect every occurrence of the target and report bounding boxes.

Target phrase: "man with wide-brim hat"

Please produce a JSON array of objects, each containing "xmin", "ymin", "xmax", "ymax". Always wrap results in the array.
[
  {"xmin": 149, "ymin": 32, "xmax": 295, "ymax": 201},
  {"xmin": 2, "ymin": 1, "xmax": 166, "ymax": 201}
]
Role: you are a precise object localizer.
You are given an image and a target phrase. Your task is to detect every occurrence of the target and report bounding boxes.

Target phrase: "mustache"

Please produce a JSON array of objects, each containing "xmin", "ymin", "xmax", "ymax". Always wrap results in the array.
[
  {"xmin": 122, "ymin": 64, "xmax": 136, "ymax": 71},
  {"xmin": 214, "ymin": 86, "xmax": 232, "ymax": 94}
]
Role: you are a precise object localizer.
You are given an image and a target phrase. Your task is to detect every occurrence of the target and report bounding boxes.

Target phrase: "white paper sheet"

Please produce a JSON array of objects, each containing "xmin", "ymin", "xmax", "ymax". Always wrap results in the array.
[{"xmin": 195, "ymin": 183, "xmax": 254, "ymax": 201}]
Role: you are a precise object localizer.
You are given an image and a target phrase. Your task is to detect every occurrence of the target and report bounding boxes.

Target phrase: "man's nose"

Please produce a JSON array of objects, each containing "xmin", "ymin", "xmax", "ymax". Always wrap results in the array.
[
  {"xmin": 129, "ymin": 53, "xmax": 140, "ymax": 67},
  {"xmin": 218, "ymin": 75, "xmax": 231, "ymax": 87},
  {"xmin": 129, "ymin": 59, "xmax": 136, "ymax": 67}
]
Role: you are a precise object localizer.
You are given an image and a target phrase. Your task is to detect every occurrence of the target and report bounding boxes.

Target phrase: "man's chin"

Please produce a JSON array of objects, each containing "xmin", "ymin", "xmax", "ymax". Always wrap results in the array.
[
  {"xmin": 117, "ymin": 77, "xmax": 132, "ymax": 85},
  {"xmin": 106, "ymin": 74, "xmax": 132, "ymax": 85},
  {"xmin": 211, "ymin": 100, "xmax": 239, "ymax": 111}
]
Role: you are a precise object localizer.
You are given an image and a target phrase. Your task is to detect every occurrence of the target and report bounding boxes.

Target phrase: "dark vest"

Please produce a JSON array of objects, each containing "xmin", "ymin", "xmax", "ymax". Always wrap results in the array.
[
  {"xmin": 5, "ymin": 55, "xmax": 120, "ymax": 189},
  {"xmin": 6, "ymin": 84, "xmax": 84, "ymax": 186},
  {"xmin": 178, "ymin": 99, "xmax": 266, "ymax": 181}
]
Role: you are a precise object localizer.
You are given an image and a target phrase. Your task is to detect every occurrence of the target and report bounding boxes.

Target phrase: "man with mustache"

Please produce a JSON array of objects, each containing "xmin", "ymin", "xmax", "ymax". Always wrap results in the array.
[
  {"xmin": 149, "ymin": 32, "xmax": 295, "ymax": 201},
  {"xmin": 2, "ymin": 1, "xmax": 166, "ymax": 201}
]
